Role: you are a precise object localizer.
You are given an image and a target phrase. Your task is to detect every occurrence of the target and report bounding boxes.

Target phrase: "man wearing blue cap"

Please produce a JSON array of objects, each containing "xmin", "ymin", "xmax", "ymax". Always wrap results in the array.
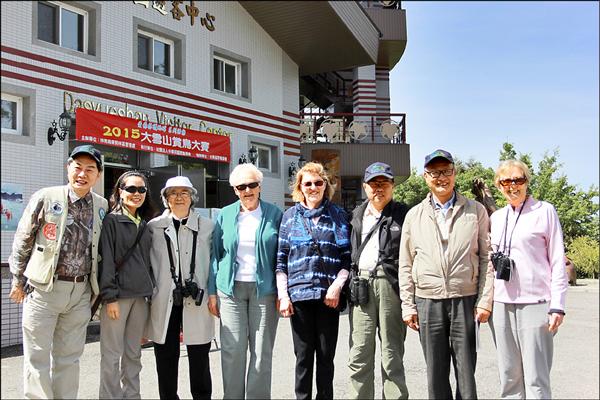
[
  {"xmin": 8, "ymin": 145, "xmax": 108, "ymax": 398},
  {"xmin": 348, "ymin": 162, "xmax": 410, "ymax": 399},
  {"xmin": 398, "ymin": 150, "xmax": 494, "ymax": 399}
]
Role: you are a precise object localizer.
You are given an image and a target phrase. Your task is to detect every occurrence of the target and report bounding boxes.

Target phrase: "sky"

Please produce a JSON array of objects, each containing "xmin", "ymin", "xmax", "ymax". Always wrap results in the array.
[{"xmin": 390, "ymin": 1, "xmax": 599, "ymax": 190}]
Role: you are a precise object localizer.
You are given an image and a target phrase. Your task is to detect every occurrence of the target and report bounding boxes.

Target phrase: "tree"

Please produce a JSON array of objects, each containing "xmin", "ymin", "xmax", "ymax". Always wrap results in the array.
[
  {"xmin": 525, "ymin": 148, "xmax": 599, "ymax": 246},
  {"xmin": 393, "ymin": 168, "xmax": 429, "ymax": 208},
  {"xmin": 567, "ymin": 236, "xmax": 599, "ymax": 279}
]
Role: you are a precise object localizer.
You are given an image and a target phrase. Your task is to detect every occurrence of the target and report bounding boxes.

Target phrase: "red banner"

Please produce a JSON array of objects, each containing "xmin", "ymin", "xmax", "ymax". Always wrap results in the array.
[{"xmin": 75, "ymin": 108, "xmax": 230, "ymax": 163}]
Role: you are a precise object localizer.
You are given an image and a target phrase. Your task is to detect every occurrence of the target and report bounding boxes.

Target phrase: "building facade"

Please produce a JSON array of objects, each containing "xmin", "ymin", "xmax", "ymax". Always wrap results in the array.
[{"xmin": 1, "ymin": 0, "xmax": 408, "ymax": 346}]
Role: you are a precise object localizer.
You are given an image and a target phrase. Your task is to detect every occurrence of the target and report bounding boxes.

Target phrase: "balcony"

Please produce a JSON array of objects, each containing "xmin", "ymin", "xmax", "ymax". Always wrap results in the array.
[{"xmin": 298, "ymin": 111, "xmax": 410, "ymax": 181}]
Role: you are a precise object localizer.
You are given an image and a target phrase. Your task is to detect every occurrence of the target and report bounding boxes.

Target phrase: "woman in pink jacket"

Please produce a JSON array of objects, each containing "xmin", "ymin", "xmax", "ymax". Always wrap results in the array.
[{"xmin": 489, "ymin": 159, "xmax": 568, "ymax": 399}]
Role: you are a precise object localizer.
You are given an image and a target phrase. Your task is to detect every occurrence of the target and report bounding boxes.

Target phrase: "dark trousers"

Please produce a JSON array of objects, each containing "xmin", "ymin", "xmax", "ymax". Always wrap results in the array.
[
  {"xmin": 415, "ymin": 295, "xmax": 478, "ymax": 400},
  {"xmin": 290, "ymin": 300, "xmax": 340, "ymax": 400},
  {"xmin": 153, "ymin": 305, "xmax": 211, "ymax": 400}
]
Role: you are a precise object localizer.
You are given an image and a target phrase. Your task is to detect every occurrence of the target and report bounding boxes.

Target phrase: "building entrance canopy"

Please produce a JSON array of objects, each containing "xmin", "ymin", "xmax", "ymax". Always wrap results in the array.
[{"xmin": 75, "ymin": 108, "xmax": 231, "ymax": 163}]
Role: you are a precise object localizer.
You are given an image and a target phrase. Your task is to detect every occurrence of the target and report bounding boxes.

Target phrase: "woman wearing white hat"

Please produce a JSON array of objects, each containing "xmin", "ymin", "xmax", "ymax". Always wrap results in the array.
[{"xmin": 145, "ymin": 176, "xmax": 216, "ymax": 399}]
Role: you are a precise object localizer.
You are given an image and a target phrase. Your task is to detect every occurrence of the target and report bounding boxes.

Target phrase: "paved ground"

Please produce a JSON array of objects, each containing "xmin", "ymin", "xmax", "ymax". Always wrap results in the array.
[{"xmin": 2, "ymin": 280, "xmax": 598, "ymax": 399}]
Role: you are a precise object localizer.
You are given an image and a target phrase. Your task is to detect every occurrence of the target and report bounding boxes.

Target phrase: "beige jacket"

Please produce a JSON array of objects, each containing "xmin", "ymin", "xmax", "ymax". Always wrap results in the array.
[
  {"xmin": 398, "ymin": 192, "xmax": 494, "ymax": 319},
  {"xmin": 145, "ymin": 210, "xmax": 216, "ymax": 345},
  {"xmin": 8, "ymin": 185, "xmax": 107, "ymax": 295}
]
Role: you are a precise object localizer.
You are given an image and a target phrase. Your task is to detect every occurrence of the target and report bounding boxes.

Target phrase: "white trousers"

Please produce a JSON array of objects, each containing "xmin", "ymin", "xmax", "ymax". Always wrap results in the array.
[
  {"xmin": 490, "ymin": 301, "xmax": 554, "ymax": 399},
  {"xmin": 22, "ymin": 280, "xmax": 91, "ymax": 399}
]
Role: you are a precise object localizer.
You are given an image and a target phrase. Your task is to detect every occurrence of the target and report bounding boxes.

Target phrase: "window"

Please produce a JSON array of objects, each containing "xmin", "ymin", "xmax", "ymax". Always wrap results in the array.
[
  {"xmin": 214, "ymin": 56, "xmax": 241, "ymax": 96},
  {"xmin": 37, "ymin": 1, "xmax": 87, "ymax": 53},
  {"xmin": 1, "ymin": 94, "xmax": 23, "ymax": 136},
  {"xmin": 211, "ymin": 46, "xmax": 251, "ymax": 101},
  {"xmin": 255, "ymin": 144, "xmax": 272, "ymax": 171},
  {"xmin": 137, "ymin": 30, "xmax": 174, "ymax": 77}
]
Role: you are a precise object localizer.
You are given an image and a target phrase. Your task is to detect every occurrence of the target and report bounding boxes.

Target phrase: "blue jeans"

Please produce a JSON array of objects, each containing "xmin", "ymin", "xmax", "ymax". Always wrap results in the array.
[{"xmin": 218, "ymin": 281, "xmax": 278, "ymax": 399}]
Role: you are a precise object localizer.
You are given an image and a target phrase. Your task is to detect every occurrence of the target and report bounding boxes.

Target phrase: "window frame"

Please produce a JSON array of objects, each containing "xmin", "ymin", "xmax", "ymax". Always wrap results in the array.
[
  {"xmin": 213, "ymin": 55, "xmax": 242, "ymax": 96},
  {"xmin": 210, "ymin": 45, "xmax": 251, "ymax": 102},
  {"xmin": 254, "ymin": 143, "xmax": 272, "ymax": 171},
  {"xmin": 37, "ymin": 1, "xmax": 89, "ymax": 54},
  {"xmin": 1, "ymin": 93, "xmax": 23, "ymax": 136},
  {"xmin": 137, "ymin": 29, "xmax": 175, "ymax": 78}
]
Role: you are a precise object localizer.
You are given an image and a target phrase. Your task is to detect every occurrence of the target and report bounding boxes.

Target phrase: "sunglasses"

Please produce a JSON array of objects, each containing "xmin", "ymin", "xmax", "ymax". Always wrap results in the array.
[
  {"xmin": 302, "ymin": 180, "xmax": 325, "ymax": 188},
  {"xmin": 121, "ymin": 185, "xmax": 147, "ymax": 194},
  {"xmin": 499, "ymin": 177, "xmax": 527, "ymax": 187},
  {"xmin": 235, "ymin": 182, "xmax": 260, "ymax": 191}
]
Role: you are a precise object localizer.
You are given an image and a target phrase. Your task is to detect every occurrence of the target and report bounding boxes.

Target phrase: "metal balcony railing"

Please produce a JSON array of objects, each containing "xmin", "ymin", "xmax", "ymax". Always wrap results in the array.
[{"xmin": 299, "ymin": 112, "xmax": 406, "ymax": 144}]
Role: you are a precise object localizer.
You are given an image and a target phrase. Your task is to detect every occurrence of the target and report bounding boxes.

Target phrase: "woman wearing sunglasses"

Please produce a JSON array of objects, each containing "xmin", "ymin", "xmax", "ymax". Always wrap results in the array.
[
  {"xmin": 208, "ymin": 163, "xmax": 283, "ymax": 399},
  {"xmin": 276, "ymin": 162, "xmax": 351, "ymax": 399},
  {"xmin": 146, "ymin": 176, "xmax": 215, "ymax": 399},
  {"xmin": 489, "ymin": 160, "xmax": 568, "ymax": 399},
  {"xmin": 98, "ymin": 170, "xmax": 159, "ymax": 399}
]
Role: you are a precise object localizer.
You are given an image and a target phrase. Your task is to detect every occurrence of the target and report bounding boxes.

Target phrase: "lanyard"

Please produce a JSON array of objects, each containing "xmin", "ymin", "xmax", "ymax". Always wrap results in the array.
[{"xmin": 500, "ymin": 197, "xmax": 527, "ymax": 256}]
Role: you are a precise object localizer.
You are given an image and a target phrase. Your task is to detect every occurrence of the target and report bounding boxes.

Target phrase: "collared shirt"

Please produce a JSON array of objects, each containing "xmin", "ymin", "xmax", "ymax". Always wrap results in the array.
[
  {"xmin": 54, "ymin": 188, "xmax": 93, "ymax": 277},
  {"xmin": 432, "ymin": 191, "xmax": 456, "ymax": 257},
  {"xmin": 358, "ymin": 202, "xmax": 381, "ymax": 272},
  {"xmin": 122, "ymin": 206, "xmax": 141, "ymax": 227}
]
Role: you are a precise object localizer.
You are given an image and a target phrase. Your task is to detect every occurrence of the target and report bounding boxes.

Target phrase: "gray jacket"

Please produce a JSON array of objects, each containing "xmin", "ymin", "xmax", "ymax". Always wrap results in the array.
[{"xmin": 145, "ymin": 210, "xmax": 216, "ymax": 345}]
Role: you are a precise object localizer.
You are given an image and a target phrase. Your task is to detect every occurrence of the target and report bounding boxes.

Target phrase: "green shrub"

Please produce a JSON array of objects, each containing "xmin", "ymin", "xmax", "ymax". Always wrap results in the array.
[{"xmin": 567, "ymin": 236, "xmax": 599, "ymax": 279}]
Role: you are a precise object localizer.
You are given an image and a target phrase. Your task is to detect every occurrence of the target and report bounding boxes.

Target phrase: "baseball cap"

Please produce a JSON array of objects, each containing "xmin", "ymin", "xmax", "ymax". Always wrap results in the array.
[
  {"xmin": 69, "ymin": 145, "xmax": 103, "ymax": 171},
  {"xmin": 424, "ymin": 149, "xmax": 454, "ymax": 167},
  {"xmin": 363, "ymin": 162, "xmax": 394, "ymax": 182}
]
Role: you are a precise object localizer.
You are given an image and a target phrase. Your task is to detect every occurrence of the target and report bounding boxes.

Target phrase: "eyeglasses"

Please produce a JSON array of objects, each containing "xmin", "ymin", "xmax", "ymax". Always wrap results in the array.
[
  {"xmin": 235, "ymin": 182, "xmax": 260, "ymax": 191},
  {"xmin": 121, "ymin": 185, "xmax": 147, "ymax": 194},
  {"xmin": 424, "ymin": 168, "xmax": 454, "ymax": 178},
  {"xmin": 499, "ymin": 177, "xmax": 527, "ymax": 187},
  {"xmin": 167, "ymin": 191, "xmax": 191, "ymax": 199},
  {"xmin": 367, "ymin": 180, "xmax": 393, "ymax": 189},
  {"xmin": 302, "ymin": 180, "xmax": 325, "ymax": 188}
]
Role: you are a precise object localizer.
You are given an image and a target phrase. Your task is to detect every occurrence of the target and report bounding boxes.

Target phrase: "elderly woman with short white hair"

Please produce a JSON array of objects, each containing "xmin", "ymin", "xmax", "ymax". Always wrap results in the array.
[
  {"xmin": 208, "ymin": 163, "xmax": 283, "ymax": 399},
  {"xmin": 146, "ymin": 176, "xmax": 216, "ymax": 399}
]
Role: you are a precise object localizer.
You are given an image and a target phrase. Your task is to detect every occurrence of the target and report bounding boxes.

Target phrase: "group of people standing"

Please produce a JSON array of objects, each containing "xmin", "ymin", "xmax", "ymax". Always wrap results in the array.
[{"xmin": 8, "ymin": 144, "xmax": 568, "ymax": 399}]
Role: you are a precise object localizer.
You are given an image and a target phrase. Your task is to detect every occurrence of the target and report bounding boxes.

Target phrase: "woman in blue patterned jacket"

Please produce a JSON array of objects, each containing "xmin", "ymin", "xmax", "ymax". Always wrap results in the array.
[{"xmin": 276, "ymin": 162, "xmax": 351, "ymax": 400}]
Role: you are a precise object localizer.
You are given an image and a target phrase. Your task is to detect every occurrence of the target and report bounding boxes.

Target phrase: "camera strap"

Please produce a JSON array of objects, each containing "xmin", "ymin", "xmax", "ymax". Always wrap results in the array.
[
  {"xmin": 500, "ymin": 196, "xmax": 527, "ymax": 257},
  {"xmin": 163, "ymin": 221, "xmax": 199, "ymax": 287},
  {"xmin": 351, "ymin": 215, "xmax": 386, "ymax": 273}
]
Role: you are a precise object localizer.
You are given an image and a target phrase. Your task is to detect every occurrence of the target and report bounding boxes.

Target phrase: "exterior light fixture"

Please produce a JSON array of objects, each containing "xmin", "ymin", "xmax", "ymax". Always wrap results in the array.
[
  {"xmin": 248, "ymin": 145, "xmax": 258, "ymax": 165},
  {"xmin": 288, "ymin": 161, "xmax": 297, "ymax": 179},
  {"xmin": 48, "ymin": 110, "xmax": 73, "ymax": 146}
]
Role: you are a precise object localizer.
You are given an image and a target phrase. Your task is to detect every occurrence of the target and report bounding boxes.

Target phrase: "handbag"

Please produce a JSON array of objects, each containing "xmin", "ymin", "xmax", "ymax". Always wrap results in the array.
[{"xmin": 90, "ymin": 223, "xmax": 147, "ymax": 320}]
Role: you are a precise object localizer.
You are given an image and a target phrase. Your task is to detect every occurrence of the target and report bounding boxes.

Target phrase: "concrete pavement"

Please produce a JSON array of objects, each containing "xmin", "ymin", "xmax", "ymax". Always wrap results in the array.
[{"xmin": 2, "ymin": 280, "xmax": 598, "ymax": 399}]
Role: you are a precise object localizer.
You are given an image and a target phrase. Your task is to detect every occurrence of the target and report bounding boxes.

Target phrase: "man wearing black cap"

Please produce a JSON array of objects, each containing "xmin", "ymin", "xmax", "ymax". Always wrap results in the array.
[
  {"xmin": 398, "ymin": 149, "xmax": 494, "ymax": 399},
  {"xmin": 348, "ymin": 162, "xmax": 409, "ymax": 399},
  {"xmin": 8, "ymin": 145, "xmax": 108, "ymax": 399}
]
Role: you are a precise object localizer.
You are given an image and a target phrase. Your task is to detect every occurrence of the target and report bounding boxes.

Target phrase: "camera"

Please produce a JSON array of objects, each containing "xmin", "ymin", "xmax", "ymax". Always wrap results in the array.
[
  {"xmin": 349, "ymin": 269, "xmax": 369, "ymax": 306},
  {"xmin": 172, "ymin": 279, "xmax": 205, "ymax": 306},
  {"xmin": 491, "ymin": 251, "xmax": 514, "ymax": 281}
]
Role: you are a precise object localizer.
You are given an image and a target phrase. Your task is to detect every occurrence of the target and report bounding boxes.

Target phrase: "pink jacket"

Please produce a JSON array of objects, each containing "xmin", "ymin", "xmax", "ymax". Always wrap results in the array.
[{"xmin": 490, "ymin": 197, "xmax": 568, "ymax": 310}]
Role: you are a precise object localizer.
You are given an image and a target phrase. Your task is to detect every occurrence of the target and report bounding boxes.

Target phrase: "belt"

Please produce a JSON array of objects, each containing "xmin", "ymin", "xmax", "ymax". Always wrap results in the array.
[
  {"xmin": 359, "ymin": 267, "xmax": 386, "ymax": 279},
  {"xmin": 56, "ymin": 275, "xmax": 88, "ymax": 283}
]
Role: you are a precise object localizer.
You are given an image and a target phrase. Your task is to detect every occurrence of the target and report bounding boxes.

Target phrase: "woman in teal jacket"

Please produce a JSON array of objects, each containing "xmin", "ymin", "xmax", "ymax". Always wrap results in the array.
[{"xmin": 208, "ymin": 163, "xmax": 283, "ymax": 399}]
